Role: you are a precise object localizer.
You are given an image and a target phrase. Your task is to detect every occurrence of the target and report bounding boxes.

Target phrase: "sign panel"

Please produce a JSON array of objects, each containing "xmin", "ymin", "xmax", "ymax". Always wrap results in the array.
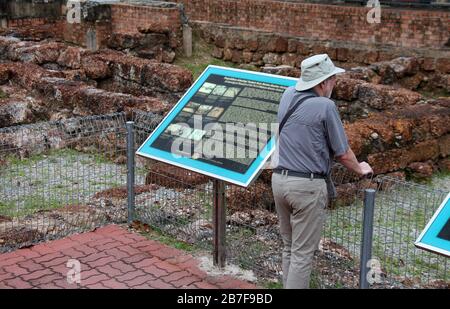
[
  {"xmin": 415, "ymin": 192, "xmax": 450, "ymax": 257},
  {"xmin": 136, "ymin": 65, "xmax": 297, "ymax": 187}
]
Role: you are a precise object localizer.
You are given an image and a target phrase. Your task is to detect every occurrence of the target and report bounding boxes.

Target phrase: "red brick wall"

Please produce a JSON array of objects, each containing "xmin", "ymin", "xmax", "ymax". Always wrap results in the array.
[
  {"xmin": 110, "ymin": 4, "xmax": 183, "ymax": 48},
  {"xmin": 4, "ymin": 18, "xmax": 64, "ymax": 41},
  {"xmin": 173, "ymin": 0, "xmax": 450, "ymax": 49},
  {"xmin": 6, "ymin": 17, "xmax": 49, "ymax": 27},
  {"xmin": 62, "ymin": 21, "xmax": 111, "ymax": 49}
]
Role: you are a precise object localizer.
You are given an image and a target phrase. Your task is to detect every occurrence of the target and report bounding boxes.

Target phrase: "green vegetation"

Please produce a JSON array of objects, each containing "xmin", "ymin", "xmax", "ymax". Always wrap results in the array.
[
  {"xmin": 418, "ymin": 88, "xmax": 450, "ymax": 100},
  {"xmin": 0, "ymin": 195, "xmax": 66, "ymax": 217},
  {"xmin": 325, "ymin": 183, "xmax": 449, "ymax": 283},
  {"xmin": 310, "ymin": 271, "xmax": 323, "ymax": 289},
  {"xmin": 89, "ymin": 180, "xmax": 121, "ymax": 187},
  {"xmin": 0, "ymin": 148, "xmax": 126, "ymax": 218},
  {"xmin": 420, "ymin": 170, "xmax": 450, "ymax": 187},
  {"xmin": 0, "ymin": 89, "xmax": 9, "ymax": 99},
  {"xmin": 198, "ymin": 191, "xmax": 213, "ymax": 217},
  {"xmin": 261, "ymin": 280, "xmax": 283, "ymax": 289},
  {"xmin": 434, "ymin": 170, "xmax": 450, "ymax": 178},
  {"xmin": 139, "ymin": 225, "xmax": 196, "ymax": 252},
  {"xmin": 174, "ymin": 32, "xmax": 240, "ymax": 80},
  {"xmin": 3, "ymin": 148, "xmax": 80, "ymax": 168}
]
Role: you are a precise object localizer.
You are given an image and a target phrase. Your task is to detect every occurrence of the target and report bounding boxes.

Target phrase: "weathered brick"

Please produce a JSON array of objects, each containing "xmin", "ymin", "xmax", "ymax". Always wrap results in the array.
[
  {"xmin": 81, "ymin": 274, "xmax": 110, "ymax": 286},
  {"xmin": 101, "ymin": 279, "xmax": 129, "ymax": 289},
  {"xmin": 161, "ymin": 270, "xmax": 190, "ymax": 283},
  {"xmin": 18, "ymin": 260, "xmax": 45, "ymax": 272},
  {"xmin": 148, "ymin": 279, "xmax": 174, "ymax": 289},
  {"xmin": 124, "ymin": 274, "xmax": 155, "ymax": 287},
  {"xmin": 97, "ymin": 265, "xmax": 124, "ymax": 277},
  {"xmin": 116, "ymin": 270, "xmax": 147, "ymax": 283},
  {"xmin": 110, "ymin": 261, "xmax": 136, "ymax": 273},
  {"xmin": 4, "ymin": 277, "xmax": 34, "ymax": 289},
  {"xmin": 22, "ymin": 269, "xmax": 54, "ymax": 281},
  {"xmin": 3, "ymin": 265, "xmax": 29, "ymax": 277},
  {"xmin": 172, "ymin": 276, "xmax": 202, "ymax": 288}
]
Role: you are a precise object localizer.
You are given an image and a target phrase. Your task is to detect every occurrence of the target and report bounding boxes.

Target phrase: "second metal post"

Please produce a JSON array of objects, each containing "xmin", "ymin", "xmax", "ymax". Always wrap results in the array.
[
  {"xmin": 126, "ymin": 121, "xmax": 135, "ymax": 225},
  {"xmin": 359, "ymin": 188, "xmax": 376, "ymax": 289},
  {"xmin": 213, "ymin": 179, "xmax": 226, "ymax": 268}
]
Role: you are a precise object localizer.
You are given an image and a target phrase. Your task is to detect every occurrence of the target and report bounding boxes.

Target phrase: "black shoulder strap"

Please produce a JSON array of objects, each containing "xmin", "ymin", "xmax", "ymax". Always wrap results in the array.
[{"xmin": 278, "ymin": 95, "xmax": 314, "ymax": 134}]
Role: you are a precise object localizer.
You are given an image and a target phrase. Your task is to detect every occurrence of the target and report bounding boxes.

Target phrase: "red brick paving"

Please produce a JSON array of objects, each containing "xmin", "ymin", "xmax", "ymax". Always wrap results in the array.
[{"xmin": 0, "ymin": 224, "xmax": 258, "ymax": 289}]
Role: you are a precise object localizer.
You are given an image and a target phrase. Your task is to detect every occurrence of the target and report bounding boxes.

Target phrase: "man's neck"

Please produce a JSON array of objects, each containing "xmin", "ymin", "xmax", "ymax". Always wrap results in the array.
[
  {"xmin": 299, "ymin": 88, "xmax": 319, "ymax": 97},
  {"xmin": 312, "ymin": 86, "xmax": 325, "ymax": 97}
]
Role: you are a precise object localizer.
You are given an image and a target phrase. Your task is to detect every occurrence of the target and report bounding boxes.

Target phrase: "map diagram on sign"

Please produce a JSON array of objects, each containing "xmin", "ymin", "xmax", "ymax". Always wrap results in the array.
[{"xmin": 136, "ymin": 66, "xmax": 298, "ymax": 187}]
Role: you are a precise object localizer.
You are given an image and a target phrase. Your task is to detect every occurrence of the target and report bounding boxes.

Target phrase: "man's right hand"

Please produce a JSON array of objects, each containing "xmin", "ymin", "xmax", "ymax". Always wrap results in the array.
[
  {"xmin": 336, "ymin": 148, "xmax": 374, "ymax": 177},
  {"xmin": 358, "ymin": 161, "xmax": 373, "ymax": 176}
]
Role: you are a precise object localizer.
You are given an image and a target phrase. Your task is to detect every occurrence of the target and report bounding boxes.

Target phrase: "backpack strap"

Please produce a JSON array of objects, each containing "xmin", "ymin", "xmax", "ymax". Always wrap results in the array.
[{"xmin": 278, "ymin": 95, "xmax": 315, "ymax": 135}]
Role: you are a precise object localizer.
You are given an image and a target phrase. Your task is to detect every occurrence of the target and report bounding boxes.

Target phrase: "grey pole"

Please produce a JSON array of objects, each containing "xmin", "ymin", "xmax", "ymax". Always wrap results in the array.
[
  {"xmin": 213, "ymin": 179, "xmax": 226, "ymax": 268},
  {"xmin": 126, "ymin": 121, "xmax": 135, "ymax": 225},
  {"xmin": 359, "ymin": 188, "xmax": 376, "ymax": 289}
]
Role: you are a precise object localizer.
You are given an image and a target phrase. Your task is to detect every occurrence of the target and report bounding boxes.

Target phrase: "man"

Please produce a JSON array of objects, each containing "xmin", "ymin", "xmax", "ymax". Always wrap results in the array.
[{"xmin": 272, "ymin": 54, "xmax": 373, "ymax": 289}]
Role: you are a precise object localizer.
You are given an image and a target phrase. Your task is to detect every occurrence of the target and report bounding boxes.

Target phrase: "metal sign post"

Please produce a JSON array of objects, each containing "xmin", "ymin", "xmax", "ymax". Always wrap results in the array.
[
  {"xmin": 126, "ymin": 121, "xmax": 136, "ymax": 225},
  {"xmin": 359, "ymin": 188, "xmax": 376, "ymax": 289},
  {"xmin": 213, "ymin": 179, "xmax": 226, "ymax": 268}
]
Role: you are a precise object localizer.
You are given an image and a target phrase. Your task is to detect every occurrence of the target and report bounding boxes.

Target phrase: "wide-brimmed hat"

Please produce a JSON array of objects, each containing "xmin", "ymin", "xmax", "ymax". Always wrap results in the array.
[{"xmin": 295, "ymin": 54, "xmax": 345, "ymax": 91}]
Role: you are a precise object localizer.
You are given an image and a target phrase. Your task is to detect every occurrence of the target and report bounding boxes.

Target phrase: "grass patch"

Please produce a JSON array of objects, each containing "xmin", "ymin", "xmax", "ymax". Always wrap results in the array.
[
  {"xmin": 3, "ymin": 148, "xmax": 81, "ymax": 168},
  {"xmin": 0, "ymin": 89, "xmax": 9, "ymax": 99},
  {"xmin": 174, "ymin": 31, "xmax": 240, "ymax": 80},
  {"xmin": 0, "ymin": 195, "xmax": 65, "ymax": 217},
  {"xmin": 310, "ymin": 271, "xmax": 324, "ymax": 289},
  {"xmin": 89, "ymin": 180, "xmax": 121, "ymax": 187},
  {"xmin": 326, "ymin": 181, "xmax": 449, "ymax": 283},
  {"xmin": 432, "ymin": 170, "xmax": 450, "ymax": 180},
  {"xmin": 1, "ymin": 148, "xmax": 127, "ymax": 218},
  {"xmin": 138, "ymin": 224, "xmax": 196, "ymax": 252},
  {"xmin": 418, "ymin": 88, "xmax": 449, "ymax": 100},
  {"xmin": 406, "ymin": 168, "xmax": 450, "ymax": 186},
  {"xmin": 261, "ymin": 280, "xmax": 283, "ymax": 289},
  {"xmin": 198, "ymin": 191, "xmax": 213, "ymax": 217},
  {"xmin": 228, "ymin": 229, "xmax": 264, "ymax": 271}
]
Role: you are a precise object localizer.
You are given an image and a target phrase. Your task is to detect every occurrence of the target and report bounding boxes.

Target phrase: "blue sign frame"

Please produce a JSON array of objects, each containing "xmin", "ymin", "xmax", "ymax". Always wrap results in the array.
[
  {"xmin": 136, "ymin": 65, "xmax": 298, "ymax": 187},
  {"xmin": 415, "ymin": 192, "xmax": 450, "ymax": 257}
]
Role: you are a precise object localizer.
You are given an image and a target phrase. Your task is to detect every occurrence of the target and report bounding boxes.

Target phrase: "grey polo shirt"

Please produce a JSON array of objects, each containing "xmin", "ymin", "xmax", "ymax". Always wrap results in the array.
[{"xmin": 275, "ymin": 86, "xmax": 349, "ymax": 175}]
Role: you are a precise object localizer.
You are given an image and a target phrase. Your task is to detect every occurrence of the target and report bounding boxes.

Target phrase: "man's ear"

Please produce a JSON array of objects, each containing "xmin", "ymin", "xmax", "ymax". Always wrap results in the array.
[{"xmin": 318, "ymin": 80, "xmax": 326, "ymax": 90}]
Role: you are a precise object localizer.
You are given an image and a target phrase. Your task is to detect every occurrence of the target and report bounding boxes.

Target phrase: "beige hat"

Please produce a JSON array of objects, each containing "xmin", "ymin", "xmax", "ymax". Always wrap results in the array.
[{"xmin": 295, "ymin": 54, "xmax": 345, "ymax": 91}]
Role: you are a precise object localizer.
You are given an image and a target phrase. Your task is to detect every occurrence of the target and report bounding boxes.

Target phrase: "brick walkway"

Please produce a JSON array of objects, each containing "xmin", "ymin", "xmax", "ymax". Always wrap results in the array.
[{"xmin": 0, "ymin": 225, "xmax": 257, "ymax": 289}]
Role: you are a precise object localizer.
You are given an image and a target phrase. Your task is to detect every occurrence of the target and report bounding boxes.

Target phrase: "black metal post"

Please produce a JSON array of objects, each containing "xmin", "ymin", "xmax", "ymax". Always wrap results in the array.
[
  {"xmin": 359, "ymin": 188, "xmax": 376, "ymax": 289},
  {"xmin": 126, "ymin": 121, "xmax": 135, "ymax": 225},
  {"xmin": 213, "ymin": 179, "xmax": 226, "ymax": 268}
]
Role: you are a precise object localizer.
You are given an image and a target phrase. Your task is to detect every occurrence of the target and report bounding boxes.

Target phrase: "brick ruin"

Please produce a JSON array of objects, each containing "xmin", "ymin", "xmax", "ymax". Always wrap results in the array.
[
  {"xmin": 0, "ymin": 0, "xmax": 193, "ymax": 122},
  {"xmin": 0, "ymin": 0, "xmax": 449, "ymax": 184}
]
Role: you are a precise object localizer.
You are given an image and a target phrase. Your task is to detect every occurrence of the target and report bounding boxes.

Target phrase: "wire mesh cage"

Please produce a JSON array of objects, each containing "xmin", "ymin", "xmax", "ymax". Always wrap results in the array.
[
  {"xmin": 131, "ymin": 108, "xmax": 449, "ymax": 288},
  {"xmin": 0, "ymin": 113, "xmax": 128, "ymax": 252},
  {"xmin": 0, "ymin": 109, "xmax": 448, "ymax": 289},
  {"xmin": 368, "ymin": 176, "xmax": 449, "ymax": 288},
  {"xmin": 132, "ymin": 110, "xmax": 214, "ymax": 250}
]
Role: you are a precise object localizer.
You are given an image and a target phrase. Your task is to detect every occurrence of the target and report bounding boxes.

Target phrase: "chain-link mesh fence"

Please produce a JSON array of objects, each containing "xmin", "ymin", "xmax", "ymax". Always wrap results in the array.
[
  {"xmin": 0, "ymin": 113, "xmax": 128, "ymax": 253},
  {"xmin": 131, "ymin": 110, "xmax": 449, "ymax": 289},
  {"xmin": 368, "ymin": 176, "xmax": 449, "ymax": 288},
  {"xmin": 0, "ymin": 110, "xmax": 448, "ymax": 288},
  {"xmin": 132, "ymin": 111, "xmax": 215, "ymax": 251}
]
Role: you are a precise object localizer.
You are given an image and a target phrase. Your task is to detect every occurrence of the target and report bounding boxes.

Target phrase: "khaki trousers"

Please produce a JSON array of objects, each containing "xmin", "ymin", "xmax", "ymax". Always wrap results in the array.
[{"xmin": 271, "ymin": 172, "xmax": 327, "ymax": 289}]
